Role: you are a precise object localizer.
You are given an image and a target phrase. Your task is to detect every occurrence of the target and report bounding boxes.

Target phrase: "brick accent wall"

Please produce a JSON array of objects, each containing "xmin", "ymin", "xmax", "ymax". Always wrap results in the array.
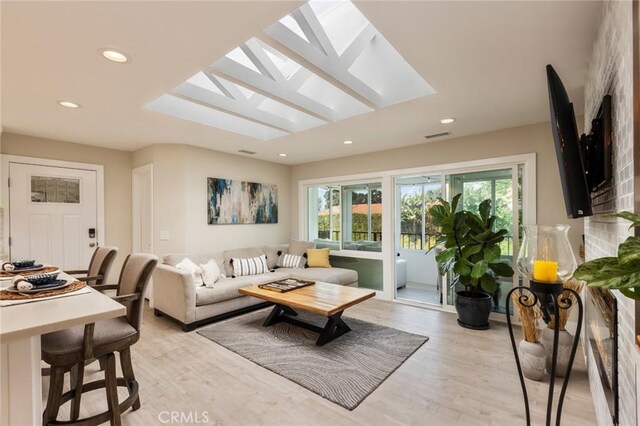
[{"xmin": 583, "ymin": 1, "xmax": 638, "ymax": 425}]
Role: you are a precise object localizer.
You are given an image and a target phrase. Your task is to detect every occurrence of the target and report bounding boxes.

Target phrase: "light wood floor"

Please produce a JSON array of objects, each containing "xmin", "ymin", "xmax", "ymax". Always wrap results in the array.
[{"xmin": 44, "ymin": 299, "xmax": 596, "ymax": 425}]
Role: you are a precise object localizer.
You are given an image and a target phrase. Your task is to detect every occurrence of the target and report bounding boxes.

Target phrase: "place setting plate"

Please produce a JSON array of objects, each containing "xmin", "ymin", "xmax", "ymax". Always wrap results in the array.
[
  {"xmin": 3, "ymin": 273, "xmax": 72, "ymax": 294},
  {"xmin": 11, "ymin": 264, "xmax": 46, "ymax": 273},
  {"xmin": 2, "ymin": 260, "xmax": 45, "ymax": 274}
]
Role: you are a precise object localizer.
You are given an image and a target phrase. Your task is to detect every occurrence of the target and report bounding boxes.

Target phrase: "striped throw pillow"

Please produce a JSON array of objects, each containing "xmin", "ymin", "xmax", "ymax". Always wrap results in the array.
[
  {"xmin": 276, "ymin": 253, "xmax": 305, "ymax": 269},
  {"xmin": 232, "ymin": 255, "xmax": 268, "ymax": 277}
]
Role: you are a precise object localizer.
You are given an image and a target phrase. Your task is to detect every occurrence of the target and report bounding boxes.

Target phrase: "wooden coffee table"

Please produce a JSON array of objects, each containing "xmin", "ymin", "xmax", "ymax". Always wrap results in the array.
[{"xmin": 239, "ymin": 282, "xmax": 375, "ymax": 346}]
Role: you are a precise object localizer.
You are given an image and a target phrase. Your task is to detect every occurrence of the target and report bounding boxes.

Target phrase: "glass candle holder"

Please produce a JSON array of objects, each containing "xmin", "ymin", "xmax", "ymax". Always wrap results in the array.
[{"xmin": 517, "ymin": 225, "xmax": 577, "ymax": 284}]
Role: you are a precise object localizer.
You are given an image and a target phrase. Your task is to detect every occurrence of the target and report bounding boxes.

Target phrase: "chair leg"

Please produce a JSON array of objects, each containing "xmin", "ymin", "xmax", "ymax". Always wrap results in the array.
[
  {"xmin": 70, "ymin": 362, "xmax": 85, "ymax": 421},
  {"xmin": 42, "ymin": 366, "xmax": 65, "ymax": 425},
  {"xmin": 103, "ymin": 353, "xmax": 121, "ymax": 426},
  {"xmin": 120, "ymin": 348, "xmax": 140, "ymax": 410},
  {"xmin": 98, "ymin": 357, "xmax": 107, "ymax": 371}
]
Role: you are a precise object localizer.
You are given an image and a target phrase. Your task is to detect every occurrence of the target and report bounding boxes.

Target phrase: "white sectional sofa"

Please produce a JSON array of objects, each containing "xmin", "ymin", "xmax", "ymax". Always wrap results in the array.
[{"xmin": 152, "ymin": 242, "xmax": 358, "ymax": 331}]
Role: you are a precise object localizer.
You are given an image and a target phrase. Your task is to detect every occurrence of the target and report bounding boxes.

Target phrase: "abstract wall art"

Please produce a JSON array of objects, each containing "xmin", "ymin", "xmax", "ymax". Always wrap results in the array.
[{"xmin": 207, "ymin": 177, "xmax": 278, "ymax": 224}]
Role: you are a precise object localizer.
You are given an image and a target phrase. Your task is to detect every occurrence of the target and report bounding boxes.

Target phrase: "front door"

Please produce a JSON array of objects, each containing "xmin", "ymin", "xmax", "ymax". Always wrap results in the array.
[{"xmin": 9, "ymin": 162, "xmax": 98, "ymax": 269}]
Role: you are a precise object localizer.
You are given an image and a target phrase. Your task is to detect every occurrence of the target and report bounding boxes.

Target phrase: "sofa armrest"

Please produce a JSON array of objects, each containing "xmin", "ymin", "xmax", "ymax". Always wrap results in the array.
[{"xmin": 153, "ymin": 264, "xmax": 197, "ymax": 324}]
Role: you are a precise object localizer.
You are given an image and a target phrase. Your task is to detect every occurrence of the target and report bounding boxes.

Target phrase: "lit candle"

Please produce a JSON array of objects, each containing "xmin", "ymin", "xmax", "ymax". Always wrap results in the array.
[{"xmin": 533, "ymin": 260, "xmax": 558, "ymax": 282}]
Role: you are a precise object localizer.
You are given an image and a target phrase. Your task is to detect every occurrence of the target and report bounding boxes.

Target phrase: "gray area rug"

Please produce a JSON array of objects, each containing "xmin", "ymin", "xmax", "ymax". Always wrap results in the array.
[{"xmin": 197, "ymin": 309, "xmax": 428, "ymax": 410}]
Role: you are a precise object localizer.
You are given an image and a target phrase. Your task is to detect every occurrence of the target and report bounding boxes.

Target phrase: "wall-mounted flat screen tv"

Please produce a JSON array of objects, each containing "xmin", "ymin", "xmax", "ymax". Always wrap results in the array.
[
  {"xmin": 582, "ymin": 95, "xmax": 612, "ymax": 193},
  {"xmin": 546, "ymin": 65, "xmax": 612, "ymax": 218}
]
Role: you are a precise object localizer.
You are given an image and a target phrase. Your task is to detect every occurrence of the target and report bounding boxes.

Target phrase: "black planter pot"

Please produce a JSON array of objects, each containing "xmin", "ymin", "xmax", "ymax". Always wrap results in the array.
[{"xmin": 455, "ymin": 290, "xmax": 492, "ymax": 330}]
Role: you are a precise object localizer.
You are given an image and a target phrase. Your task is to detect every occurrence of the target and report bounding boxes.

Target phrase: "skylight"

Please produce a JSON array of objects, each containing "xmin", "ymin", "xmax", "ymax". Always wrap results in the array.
[{"xmin": 146, "ymin": 0, "xmax": 435, "ymax": 140}]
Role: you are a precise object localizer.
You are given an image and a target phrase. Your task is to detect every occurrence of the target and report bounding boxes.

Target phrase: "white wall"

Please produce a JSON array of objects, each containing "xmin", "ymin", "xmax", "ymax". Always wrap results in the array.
[
  {"xmin": 398, "ymin": 250, "xmax": 438, "ymax": 286},
  {"xmin": 132, "ymin": 144, "xmax": 187, "ymax": 257},
  {"xmin": 132, "ymin": 144, "xmax": 291, "ymax": 258},
  {"xmin": 583, "ymin": 2, "xmax": 639, "ymax": 425},
  {"xmin": 183, "ymin": 145, "xmax": 291, "ymax": 253}
]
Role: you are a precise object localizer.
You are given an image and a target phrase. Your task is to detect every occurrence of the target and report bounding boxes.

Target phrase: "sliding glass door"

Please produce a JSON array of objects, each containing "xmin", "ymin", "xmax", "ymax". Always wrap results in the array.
[
  {"xmin": 393, "ymin": 166, "xmax": 522, "ymax": 314},
  {"xmin": 445, "ymin": 167, "xmax": 522, "ymax": 314},
  {"xmin": 395, "ymin": 175, "xmax": 443, "ymax": 305}
]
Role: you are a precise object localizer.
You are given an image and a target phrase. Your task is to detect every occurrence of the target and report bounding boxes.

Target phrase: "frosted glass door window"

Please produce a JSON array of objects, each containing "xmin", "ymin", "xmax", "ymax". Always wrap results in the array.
[{"xmin": 31, "ymin": 176, "xmax": 80, "ymax": 203}]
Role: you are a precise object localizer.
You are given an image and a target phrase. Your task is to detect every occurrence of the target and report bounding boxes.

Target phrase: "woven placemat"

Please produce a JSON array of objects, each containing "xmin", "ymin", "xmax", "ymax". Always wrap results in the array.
[
  {"xmin": 0, "ymin": 265, "xmax": 60, "ymax": 278},
  {"xmin": 0, "ymin": 280, "xmax": 86, "ymax": 300}
]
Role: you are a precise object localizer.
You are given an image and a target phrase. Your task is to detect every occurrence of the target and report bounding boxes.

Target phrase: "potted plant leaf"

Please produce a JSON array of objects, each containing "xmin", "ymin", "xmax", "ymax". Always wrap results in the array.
[
  {"xmin": 429, "ymin": 194, "xmax": 515, "ymax": 329},
  {"xmin": 573, "ymin": 212, "xmax": 640, "ymax": 301},
  {"xmin": 573, "ymin": 211, "xmax": 640, "ymax": 348}
]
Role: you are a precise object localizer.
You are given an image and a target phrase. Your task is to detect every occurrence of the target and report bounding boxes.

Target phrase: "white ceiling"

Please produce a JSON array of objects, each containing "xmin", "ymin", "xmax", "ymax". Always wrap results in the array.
[{"xmin": 2, "ymin": 1, "xmax": 602, "ymax": 165}]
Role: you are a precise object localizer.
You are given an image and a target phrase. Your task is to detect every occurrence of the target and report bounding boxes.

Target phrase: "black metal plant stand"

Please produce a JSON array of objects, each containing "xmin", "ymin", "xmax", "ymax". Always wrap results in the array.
[{"xmin": 505, "ymin": 281, "xmax": 584, "ymax": 426}]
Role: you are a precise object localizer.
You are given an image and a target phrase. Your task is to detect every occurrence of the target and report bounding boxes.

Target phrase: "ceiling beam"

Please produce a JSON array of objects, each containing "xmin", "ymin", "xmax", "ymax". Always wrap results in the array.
[
  {"xmin": 266, "ymin": 10, "xmax": 384, "ymax": 107},
  {"xmin": 203, "ymin": 70, "xmax": 235, "ymax": 99},
  {"xmin": 206, "ymin": 66, "xmax": 331, "ymax": 123},
  {"xmin": 254, "ymin": 32, "xmax": 378, "ymax": 111},
  {"xmin": 174, "ymin": 81, "xmax": 297, "ymax": 132},
  {"xmin": 340, "ymin": 24, "xmax": 377, "ymax": 69},
  {"xmin": 210, "ymin": 57, "xmax": 335, "ymax": 121},
  {"xmin": 169, "ymin": 89, "xmax": 293, "ymax": 134},
  {"xmin": 292, "ymin": 7, "xmax": 333, "ymax": 57}
]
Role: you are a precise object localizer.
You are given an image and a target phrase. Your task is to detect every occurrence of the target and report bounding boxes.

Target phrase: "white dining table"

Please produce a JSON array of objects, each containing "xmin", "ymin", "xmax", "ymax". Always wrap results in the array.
[{"xmin": 0, "ymin": 273, "xmax": 125, "ymax": 426}]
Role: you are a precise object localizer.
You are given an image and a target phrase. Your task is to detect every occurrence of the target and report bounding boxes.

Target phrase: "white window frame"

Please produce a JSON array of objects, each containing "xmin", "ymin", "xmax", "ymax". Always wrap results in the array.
[
  {"xmin": 304, "ymin": 178, "xmax": 384, "ymax": 260},
  {"xmin": 298, "ymin": 153, "xmax": 536, "ymax": 303},
  {"xmin": 396, "ymin": 178, "xmax": 443, "ymax": 252}
]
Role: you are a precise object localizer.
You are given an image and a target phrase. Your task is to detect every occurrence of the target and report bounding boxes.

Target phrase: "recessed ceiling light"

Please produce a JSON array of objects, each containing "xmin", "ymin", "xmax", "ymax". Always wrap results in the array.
[
  {"xmin": 440, "ymin": 118, "xmax": 456, "ymax": 124},
  {"xmin": 58, "ymin": 100, "xmax": 80, "ymax": 108},
  {"xmin": 343, "ymin": 140, "xmax": 354, "ymax": 145},
  {"xmin": 278, "ymin": 153, "xmax": 288, "ymax": 157},
  {"xmin": 100, "ymin": 49, "xmax": 129, "ymax": 63}
]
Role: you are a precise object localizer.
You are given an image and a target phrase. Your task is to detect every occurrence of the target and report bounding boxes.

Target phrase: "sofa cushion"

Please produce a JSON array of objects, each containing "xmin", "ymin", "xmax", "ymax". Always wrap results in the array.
[
  {"xmin": 200, "ymin": 259, "xmax": 222, "ymax": 287},
  {"xmin": 164, "ymin": 253, "xmax": 224, "ymax": 275},
  {"xmin": 222, "ymin": 247, "xmax": 265, "ymax": 277},
  {"xmin": 262, "ymin": 244, "xmax": 289, "ymax": 269},
  {"xmin": 282, "ymin": 267, "xmax": 358, "ymax": 286},
  {"xmin": 289, "ymin": 240, "xmax": 315, "ymax": 257},
  {"xmin": 232, "ymin": 255, "xmax": 269, "ymax": 277},
  {"xmin": 306, "ymin": 248, "xmax": 331, "ymax": 268},
  {"xmin": 276, "ymin": 253, "xmax": 305, "ymax": 269},
  {"xmin": 196, "ymin": 271, "xmax": 289, "ymax": 306},
  {"xmin": 175, "ymin": 258, "xmax": 204, "ymax": 287}
]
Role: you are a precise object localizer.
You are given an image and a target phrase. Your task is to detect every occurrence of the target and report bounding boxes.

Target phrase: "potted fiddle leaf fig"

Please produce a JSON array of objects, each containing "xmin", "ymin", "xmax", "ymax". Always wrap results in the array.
[
  {"xmin": 429, "ymin": 194, "xmax": 514, "ymax": 329},
  {"xmin": 573, "ymin": 211, "xmax": 640, "ymax": 301}
]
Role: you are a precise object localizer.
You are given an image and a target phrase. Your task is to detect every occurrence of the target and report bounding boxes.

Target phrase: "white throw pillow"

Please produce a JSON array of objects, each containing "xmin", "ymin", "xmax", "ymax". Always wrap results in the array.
[
  {"xmin": 199, "ymin": 259, "xmax": 221, "ymax": 288},
  {"xmin": 232, "ymin": 255, "xmax": 269, "ymax": 277},
  {"xmin": 175, "ymin": 257, "xmax": 204, "ymax": 287}
]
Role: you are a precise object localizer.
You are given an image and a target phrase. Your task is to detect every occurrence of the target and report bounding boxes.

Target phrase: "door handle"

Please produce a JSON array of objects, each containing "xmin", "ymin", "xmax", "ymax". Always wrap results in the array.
[{"xmin": 89, "ymin": 243, "xmax": 96, "ymax": 248}]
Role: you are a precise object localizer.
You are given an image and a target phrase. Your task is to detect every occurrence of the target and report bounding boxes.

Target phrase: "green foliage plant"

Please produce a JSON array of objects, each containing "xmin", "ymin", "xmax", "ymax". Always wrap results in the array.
[
  {"xmin": 573, "ymin": 211, "xmax": 640, "ymax": 301},
  {"xmin": 428, "ymin": 194, "xmax": 514, "ymax": 295}
]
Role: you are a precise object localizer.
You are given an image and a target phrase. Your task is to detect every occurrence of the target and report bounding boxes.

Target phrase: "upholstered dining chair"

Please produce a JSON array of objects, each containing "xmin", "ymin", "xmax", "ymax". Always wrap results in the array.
[
  {"xmin": 65, "ymin": 246, "xmax": 119, "ymax": 287},
  {"xmin": 42, "ymin": 247, "xmax": 119, "ymax": 377},
  {"xmin": 41, "ymin": 253, "xmax": 158, "ymax": 426}
]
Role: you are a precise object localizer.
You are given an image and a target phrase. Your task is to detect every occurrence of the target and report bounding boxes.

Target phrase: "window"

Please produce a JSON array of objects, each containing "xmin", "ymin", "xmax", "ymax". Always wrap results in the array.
[
  {"xmin": 31, "ymin": 176, "xmax": 80, "ymax": 203},
  {"xmin": 397, "ymin": 176, "xmax": 442, "ymax": 251},
  {"xmin": 342, "ymin": 183, "xmax": 382, "ymax": 252},
  {"xmin": 308, "ymin": 185, "xmax": 341, "ymax": 250},
  {"xmin": 307, "ymin": 182, "xmax": 382, "ymax": 253}
]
